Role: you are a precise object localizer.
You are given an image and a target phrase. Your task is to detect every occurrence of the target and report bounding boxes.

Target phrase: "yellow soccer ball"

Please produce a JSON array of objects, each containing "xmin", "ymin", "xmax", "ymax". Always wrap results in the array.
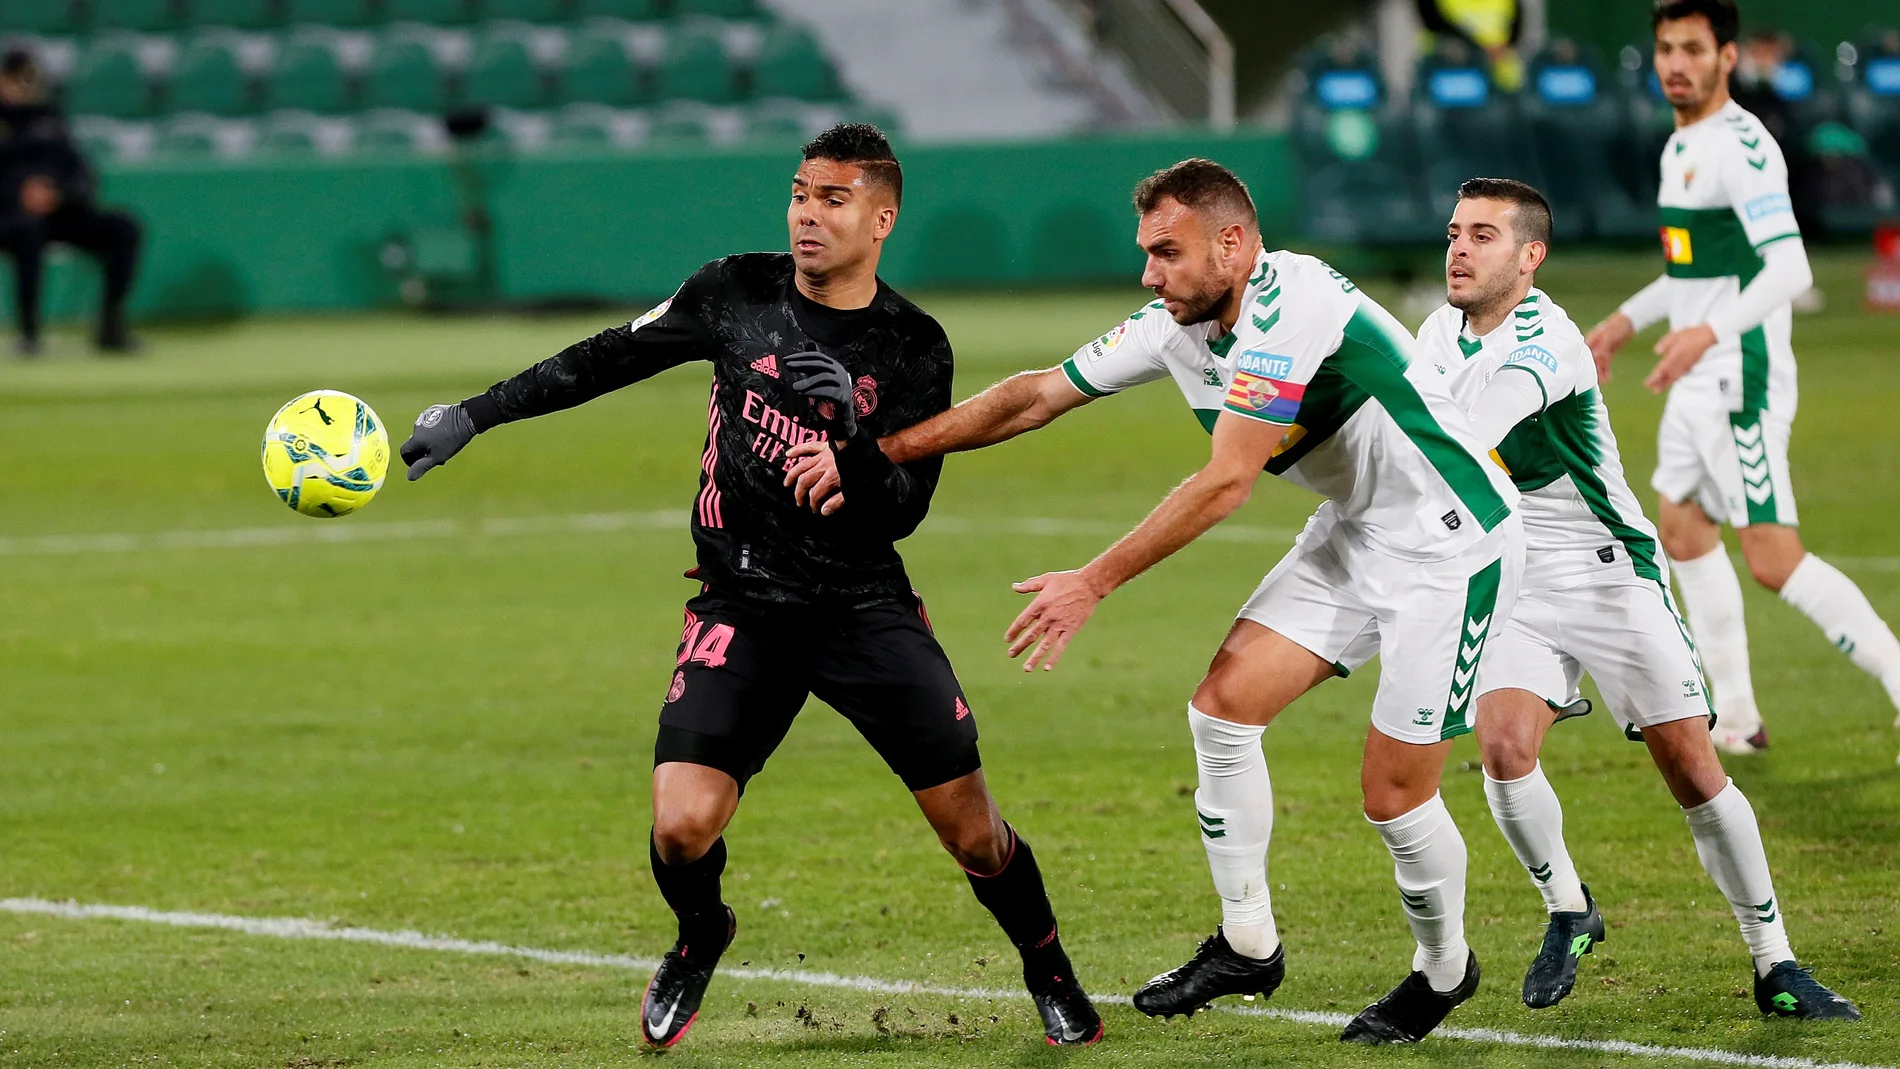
[{"xmin": 261, "ymin": 390, "xmax": 389, "ymax": 518}]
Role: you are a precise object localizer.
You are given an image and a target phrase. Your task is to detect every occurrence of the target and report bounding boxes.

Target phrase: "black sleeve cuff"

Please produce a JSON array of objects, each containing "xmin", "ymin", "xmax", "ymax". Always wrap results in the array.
[{"xmin": 461, "ymin": 391, "xmax": 505, "ymax": 433}]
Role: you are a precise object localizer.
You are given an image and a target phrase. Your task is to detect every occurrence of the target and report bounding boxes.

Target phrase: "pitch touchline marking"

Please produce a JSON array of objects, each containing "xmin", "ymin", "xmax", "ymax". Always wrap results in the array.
[
  {"xmin": 0, "ymin": 512, "xmax": 1895, "ymax": 572},
  {"xmin": 0, "ymin": 511, "xmax": 1303, "ymax": 557},
  {"xmin": 0, "ymin": 898, "xmax": 1885, "ymax": 1069}
]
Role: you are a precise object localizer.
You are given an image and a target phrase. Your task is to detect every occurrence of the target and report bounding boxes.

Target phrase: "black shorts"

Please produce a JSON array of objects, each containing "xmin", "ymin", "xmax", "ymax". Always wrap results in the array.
[{"xmin": 653, "ymin": 589, "xmax": 981, "ymax": 794}]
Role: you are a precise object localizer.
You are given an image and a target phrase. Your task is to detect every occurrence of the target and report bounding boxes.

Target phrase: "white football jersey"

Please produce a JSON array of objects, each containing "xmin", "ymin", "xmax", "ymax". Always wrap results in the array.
[
  {"xmin": 1419, "ymin": 289, "xmax": 1662, "ymax": 579},
  {"xmin": 1062, "ymin": 249, "xmax": 1515, "ymax": 562},
  {"xmin": 1655, "ymin": 99, "xmax": 1800, "ymax": 415}
]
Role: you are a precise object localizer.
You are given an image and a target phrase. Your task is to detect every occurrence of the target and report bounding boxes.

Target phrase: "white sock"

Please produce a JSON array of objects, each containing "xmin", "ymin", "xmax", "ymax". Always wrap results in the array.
[
  {"xmin": 1189, "ymin": 704, "xmax": 1279, "ymax": 960},
  {"xmin": 1370, "ymin": 792, "xmax": 1469, "ymax": 992},
  {"xmin": 1483, "ymin": 763, "xmax": 1589, "ymax": 914},
  {"xmin": 1671, "ymin": 546, "xmax": 1762, "ymax": 733},
  {"xmin": 1683, "ymin": 779, "xmax": 1794, "ymax": 976},
  {"xmin": 1779, "ymin": 554, "xmax": 1900, "ymax": 712}
]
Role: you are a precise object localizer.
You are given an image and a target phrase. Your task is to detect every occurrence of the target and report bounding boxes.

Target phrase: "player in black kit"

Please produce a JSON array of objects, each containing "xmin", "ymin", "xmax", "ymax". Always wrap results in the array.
[{"xmin": 397, "ymin": 125, "xmax": 1103, "ymax": 1049}]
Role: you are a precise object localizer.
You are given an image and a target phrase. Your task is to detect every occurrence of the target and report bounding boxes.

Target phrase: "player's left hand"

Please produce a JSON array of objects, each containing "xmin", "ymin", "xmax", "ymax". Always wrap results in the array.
[
  {"xmin": 784, "ymin": 349, "xmax": 858, "ymax": 439},
  {"xmin": 1006, "ymin": 569, "xmax": 1107, "ymax": 672},
  {"xmin": 1645, "ymin": 324, "xmax": 1718, "ymax": 394},
  {"xmin": 784, "ymin": 439, "xmax": 845, "ymax": 515}
]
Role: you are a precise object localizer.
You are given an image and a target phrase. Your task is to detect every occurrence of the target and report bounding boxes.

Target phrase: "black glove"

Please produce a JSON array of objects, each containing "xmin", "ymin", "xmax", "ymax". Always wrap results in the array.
[
  {"xmin": 783, "ymin": 349, "xmax": 858, "ymax": 440},
  {"xmin": 400, "ymin": 403, "xmax": 477, "ymax": 481}
]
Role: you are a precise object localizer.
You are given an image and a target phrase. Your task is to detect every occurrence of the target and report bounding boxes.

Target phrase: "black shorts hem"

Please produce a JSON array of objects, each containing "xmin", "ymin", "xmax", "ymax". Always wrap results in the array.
[
  {"xmin": 654, "ymin": 724, "xmax": 760, "ymax": 794},
  {"xmin": 893, "ymin": 745, "xmax": 983, "ymax": 793}
]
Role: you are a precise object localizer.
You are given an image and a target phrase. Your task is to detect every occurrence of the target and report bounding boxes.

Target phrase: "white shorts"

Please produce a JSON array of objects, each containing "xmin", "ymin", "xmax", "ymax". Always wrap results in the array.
[
  {"xmin": 1476, "ymin": 548, "xmax": 1713, "ymax": 739},
  {"xmin": 1651, "ymin": 399, "xmax": 1797, "ymax": 528},
  {"xmin": 1236, "ymin": 508, "xmax": 1525, "ymax": 745}
]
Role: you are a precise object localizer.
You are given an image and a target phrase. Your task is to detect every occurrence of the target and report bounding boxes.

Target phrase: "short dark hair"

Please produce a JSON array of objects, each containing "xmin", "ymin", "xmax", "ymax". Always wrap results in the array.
[
  {"xmin": 1653, "ymin": 0, "xmax": 1740, "ymax": 48},
  {"xmin": 801, "ymin": 123, "xmax": 903, "ymax": 208},
  {"xmin": 1456, "ymin": 177, "xmax": 1553, "ymax": 246},
  {"xmin": 1, "ymin": 48, "xmax": 37, "ymax": 80},
  {"xmin": 1132, "ymin": 158, "xmax": 1258, "ymax": 229}
]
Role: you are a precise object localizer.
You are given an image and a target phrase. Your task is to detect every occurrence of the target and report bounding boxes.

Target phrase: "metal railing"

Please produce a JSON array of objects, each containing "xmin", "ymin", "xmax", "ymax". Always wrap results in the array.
[{"xmin": 1087, "ymin": 0, "xmax": 1236, "ymax": 129}]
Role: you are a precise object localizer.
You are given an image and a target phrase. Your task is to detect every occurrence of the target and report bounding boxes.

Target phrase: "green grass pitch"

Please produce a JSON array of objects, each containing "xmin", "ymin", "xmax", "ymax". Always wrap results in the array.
[{"xmin": 0, "ymin": 251, "xmax": 1896, "ymax": 1068}]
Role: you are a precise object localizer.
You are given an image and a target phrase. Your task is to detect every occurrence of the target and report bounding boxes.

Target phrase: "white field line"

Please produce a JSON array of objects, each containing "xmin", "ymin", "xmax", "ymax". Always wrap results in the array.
[
  {"xmin": 0, "ymin": 897, "xmax": 1887, "ymax": 1069},
  {"xmin": 0, "ymin": 510, "xmax": 1301, "ymax": 557},
  {"xmin": 0, "ymin": 510, "xmax": 1895, "ymax": 573}
]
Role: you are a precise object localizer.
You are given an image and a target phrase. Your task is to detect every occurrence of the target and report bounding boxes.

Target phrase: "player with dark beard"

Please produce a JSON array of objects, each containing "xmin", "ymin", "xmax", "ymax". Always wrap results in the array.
[{"xmin": 397, "ymin": 124, "xmax": 1103, "ymax": 1049}]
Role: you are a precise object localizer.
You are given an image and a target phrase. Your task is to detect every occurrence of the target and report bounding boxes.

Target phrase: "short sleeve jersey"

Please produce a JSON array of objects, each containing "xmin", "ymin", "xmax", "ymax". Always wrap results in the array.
[
  {"xmin": 1419, "ymin": 290, "xmax": 1662, "ymax": 578},
  {"xmin": 1063, "ymin": 249, "xmax": 1515, "ymax": 562},
  {"xmin": 1656, "ymin": 100, "xmax": 1800, "ymax": 414}
]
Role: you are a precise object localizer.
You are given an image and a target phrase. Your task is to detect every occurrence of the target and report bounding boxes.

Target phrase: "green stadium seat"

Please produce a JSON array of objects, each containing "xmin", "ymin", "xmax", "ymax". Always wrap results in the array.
[
  {"xmin": 188, "ymin": 0, "xmax": 289, "ymax": 29},
  {"xmin": 385, "ymin": 0, "xmax": 476, "ymax": 24},
  {"xmin": 655, "ymin": 25, "xmax": 736, "ymax": 103},
  {"xmin": 168, "ymin": 39, "xmax": 255, "ymax": 116},
  {"xmin": 750, "ymin": 23, "xmax": 840, "ymax": 101},
  {"xmin": 282, "ymin": 0, "xmax": 381, "ymax": 26},
  {"xmin": 354, "ymin": 112, "xmax": 427, "ymax": 153},
  {"xmin": 742, "ymin": 99, "xmax": 807, "ymax": 144},
  {"xmin": 559, "ymin": 33, "xmax": 644, "ymax": 105},
  {"xmin": 363, "ymin": 38, "xmax": 446, "ymax": 112},
  {"xmin": 547, "ymin": 102, "xmax": 615, "ymax": 147},
  {"xmin": 266, "ymin": 40, "xmax": 351, "ymax": 112},
  {"xmin": 255, "ymin": 121, "xmax": 320, "ymax": 154},
  {"xmin": 648, "ymin": 102, "xmax": 712, "ymax": 148},
  {"xmin": 153, "ymin": 118, "xmax": 223, "ymax": 157},
  {"xmin": 484, "ymin": 0, "xmax": 572, "ymax": 20},
  {"xmin": 575, "ymin": 0, "xmax": 663, "ymax": 19},
  {"xmin": 0, "ymin": 0, "xmax": 86, "ymax": 35},
  {"xmin": 462, "ymin": 34, "xmax": 544, "ymax": 109},
  {"xmin": 89, "ymin": 0, "xmax": 186, "ymax": 32},
  {"xmin": 673, "ymin": 0, "xmax": 758, "ymax": 18},
  {"xmin": 65, "ymin": 42, "xmax": 152, "ymax": 118}
]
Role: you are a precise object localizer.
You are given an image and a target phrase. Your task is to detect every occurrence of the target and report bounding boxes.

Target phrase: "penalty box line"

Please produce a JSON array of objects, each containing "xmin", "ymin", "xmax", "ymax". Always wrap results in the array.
[{"xmin": 0, "ymin": 897, "xmax": 1887, "ymax": 1069}]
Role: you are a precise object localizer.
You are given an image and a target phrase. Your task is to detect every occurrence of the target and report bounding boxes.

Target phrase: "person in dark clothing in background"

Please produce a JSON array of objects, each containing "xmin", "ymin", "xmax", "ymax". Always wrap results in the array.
[{"xmin": 0, "ymin": 49, "xmax": 141, "ymax": 355}]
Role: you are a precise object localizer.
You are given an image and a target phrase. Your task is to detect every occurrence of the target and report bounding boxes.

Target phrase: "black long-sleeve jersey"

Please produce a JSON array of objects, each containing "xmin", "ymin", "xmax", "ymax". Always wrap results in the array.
[{"xmin": 462, "ymin": 253, "xmax": 953, "ymax": 610}]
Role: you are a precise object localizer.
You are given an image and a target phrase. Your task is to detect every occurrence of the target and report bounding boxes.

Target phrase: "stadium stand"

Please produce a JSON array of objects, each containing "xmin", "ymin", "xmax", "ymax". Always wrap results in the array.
[
  {"xmin": 1290, "ymin": 35, "xmax": 1440, "ymax": 246},
  {"xmin": 0, "ymin": 0, "xmax": 873, "ymax": 158}
]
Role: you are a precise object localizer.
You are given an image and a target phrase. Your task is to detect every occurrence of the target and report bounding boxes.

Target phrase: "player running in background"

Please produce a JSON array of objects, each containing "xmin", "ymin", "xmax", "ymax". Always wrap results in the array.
[
  {"xmin": 1586, "ymin": 0, "xmax": 1900, "ymax": 756},
  {"xmin": 396, "ymin": 124, "xmax": 1103, "ymax": 1049},
  {"xmin": 1422, "ymin": 177, "xmax": 1858, "ymax": 1019},
  {"xmin": 790, "ymin": 159, "xmax": 1523, "ymax": 1044}
]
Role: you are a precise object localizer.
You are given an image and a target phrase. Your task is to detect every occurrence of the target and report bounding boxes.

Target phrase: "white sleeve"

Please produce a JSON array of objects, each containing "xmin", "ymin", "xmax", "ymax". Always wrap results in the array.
[
  {"xmin": 1060, "ymin": 304, "xmax": 1170, "ymax": 397},
  {"xmin": 1706, "ymin": 237, "xmax": 1813, "ymax": 343},
  {"xmin": 1619, "ymin": 273, "xmax": 1672, "ymax": 332},
  {"xmin": 1723, "ymin": 124, "xmax": 1801, "ymax": 249},
  {"xmin": 1469, "ymin": 369, "xmax": 1548, "ymax": 451},
  {"xmin": 1221, "ymin": 271, "xmax": 1345, "ymax": 426}
]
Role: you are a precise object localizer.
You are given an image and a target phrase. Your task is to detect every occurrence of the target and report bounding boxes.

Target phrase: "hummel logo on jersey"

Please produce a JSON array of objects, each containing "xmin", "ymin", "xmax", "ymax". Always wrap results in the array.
[
  {"xmin": 954, "ymin": 696, "xmax": 971, "ymax": 721},
  {"xmin": 1441, "ymin": 510, "xmax": 1462, "ymax": 531},
  {"xmin": 751, "ymin": 354, "xmax": 780, "ymax": 378},
  {"xmin": 1202, "ymin": 367, "xmax": 1223, "ymax": 387},
  {"xmin": 1682, "ymin": 679, "xmax": 1701, "ymax": 697}
]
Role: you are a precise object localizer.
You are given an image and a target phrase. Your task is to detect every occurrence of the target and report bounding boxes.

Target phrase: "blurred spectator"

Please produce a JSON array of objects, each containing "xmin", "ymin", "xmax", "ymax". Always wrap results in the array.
[
  {"xmin": 1730, "ymin": 31, "xmax": 1820, "ymax": 238},
  {"xmin": 1416, "ymin": 0, "xmax": 1523, "ymax": 92},
  {"xmin": 0, "ymin": 49, "xmax": 142, "ymax": 355}
]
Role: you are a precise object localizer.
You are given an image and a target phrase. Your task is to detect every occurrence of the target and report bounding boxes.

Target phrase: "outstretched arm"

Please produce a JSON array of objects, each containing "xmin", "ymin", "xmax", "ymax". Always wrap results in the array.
[
  {"xmin": 1004, "ymin": 412, "xmax": 1286, "ymax": 670},
  {"xmin": 785, "ymin": 366, "xmax": 1092, "ymax": 511},
  {"xmin": 402, "ymin": 275, "xmax": 714, "ymax": 479}
]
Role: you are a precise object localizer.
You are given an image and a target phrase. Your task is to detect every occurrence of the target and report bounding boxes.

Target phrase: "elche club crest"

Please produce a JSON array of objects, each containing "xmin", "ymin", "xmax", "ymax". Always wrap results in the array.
[{"xmin": 1240, "ymin": 375, "xmax": 1280, "ymax": 412}]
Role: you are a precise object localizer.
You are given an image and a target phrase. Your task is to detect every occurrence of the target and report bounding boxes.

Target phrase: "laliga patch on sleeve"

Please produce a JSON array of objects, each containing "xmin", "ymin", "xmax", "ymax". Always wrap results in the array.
[
  {"xmin": 1237, "ymin": 349, "xmax": 1296, "ymax": 380},
  {"xmin": 629, "ymin": 297, "xmax": 673, "ymax": 332},
  {"xmin": 1505, "ymin": 344, "xmax": 1559, "ymax": 374},
  {"xmin": 1087, "ymin": 323, "xmax": 1129, "ymax": 359},
  {"xmin": 1744, "ymin": 193, "xmax": 1792, "ymax": 221}
]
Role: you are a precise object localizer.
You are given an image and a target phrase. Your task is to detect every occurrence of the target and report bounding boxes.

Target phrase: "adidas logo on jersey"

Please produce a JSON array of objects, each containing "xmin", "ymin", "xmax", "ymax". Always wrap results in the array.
[{"xmin": 751, "ymin": 354, "xmax": 780, "ymax": 378}]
